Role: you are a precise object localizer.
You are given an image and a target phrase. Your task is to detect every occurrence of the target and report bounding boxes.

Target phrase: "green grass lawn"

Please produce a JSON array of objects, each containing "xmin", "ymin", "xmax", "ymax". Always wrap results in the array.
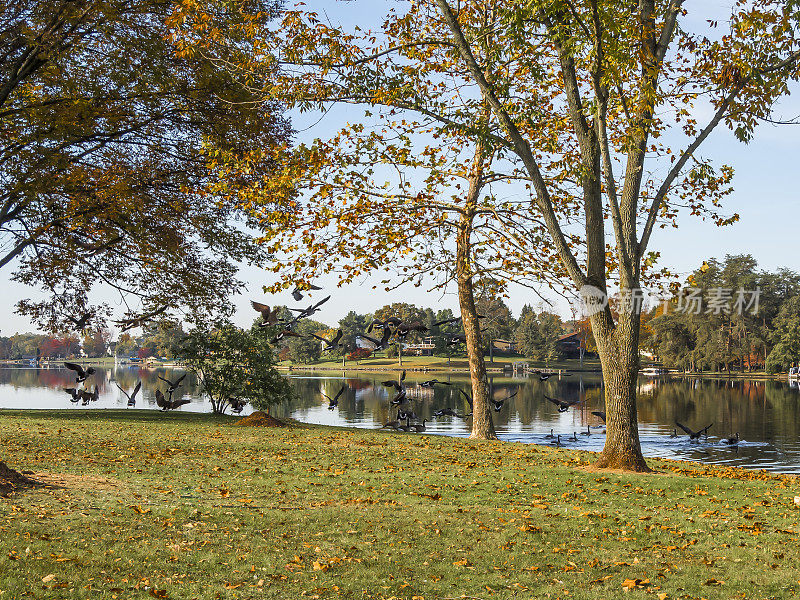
[{"xmin": 1, "ymin": 410, "xmax": 799, "ymax": 599}]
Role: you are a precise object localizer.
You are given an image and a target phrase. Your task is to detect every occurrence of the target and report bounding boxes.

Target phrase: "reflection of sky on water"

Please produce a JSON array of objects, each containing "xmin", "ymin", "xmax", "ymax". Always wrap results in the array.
[{"xmin": 2, "ymin": 367, "xmax": 799, "ymax": 473}]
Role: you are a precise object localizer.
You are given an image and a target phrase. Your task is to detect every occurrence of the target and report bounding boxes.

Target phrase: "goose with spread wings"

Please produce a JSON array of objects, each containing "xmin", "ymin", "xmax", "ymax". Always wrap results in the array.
[
  {"xmin": 288, "ymin": 295, "xmax": 331, "ymax": 319},
  {"xmin": 419, "ymin": 379, "xmax": 451, "ymax": 388},
  {"xmin": 491, "ymin": 389, "xmax": 518, "ymax": 412},
  {"xmin": 251, "ymin": 301, "xmax": 280, "ymax": 326},
  {"xmin": 116, "ymin": 381, "xmax": 142, "ymax": 407},
  {"xmin": 322, "ymin": 385, "xmax": 347, "ymax": 410},
  {"xmin": 64, "ymin": 361, "xmax": 96, "ymax": 383},
  {"xmin": 64, "ymin": 387, "xmax": 82, "ymax": 403},
  {"xmin": 229, "ymin": 398, "xmax": 248, "ymax": 414},
  {"xmin": 675, "ymin": 421, "xmax": 713, "ymax": 440},
  {"xmin": 270, "ymin": 328, "xmax": 305, "ymax": 344},
  {"xmin": 311, "ymin": 329, "xmax": 343, "ymax": 352},
  {"xmin": 543, "ymin": 394, "xmax": 581, "ymax": 412},
  {"xmin": 158, "ymin": 373, "xmax": 187, "ymax": 394},
  {"xmin": 394, "ymin": 321, "xmax": 428, "ymax": 339},
  {"xmin": 291, "ymin": 284, "xmax": 322, "ymax": 302},
  {"xmin": 68, "ymin": 312, "xmax": 93, "ymax": 331}
]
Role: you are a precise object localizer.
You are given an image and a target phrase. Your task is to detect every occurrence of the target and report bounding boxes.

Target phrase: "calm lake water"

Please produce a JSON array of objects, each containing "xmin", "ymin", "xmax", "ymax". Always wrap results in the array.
[{"xmin": 1, "ymin": 365, "xmax": 799, "ymax": 474}]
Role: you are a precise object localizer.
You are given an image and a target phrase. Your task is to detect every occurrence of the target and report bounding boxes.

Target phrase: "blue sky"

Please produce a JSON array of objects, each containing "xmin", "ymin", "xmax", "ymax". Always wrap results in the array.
[{"xmin": 2, "ymin": 1, "xmax": 798, "ymax": 336}]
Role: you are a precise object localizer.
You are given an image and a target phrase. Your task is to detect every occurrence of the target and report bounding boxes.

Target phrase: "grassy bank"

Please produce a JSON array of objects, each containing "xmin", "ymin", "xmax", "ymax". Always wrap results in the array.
[
  {"xmin": 1, "ymin": 411, "xmax": 799, "ymax": 599},
  {"xmin": 280, "ymin": 355, "xmax": 603, "ymax": 373}
]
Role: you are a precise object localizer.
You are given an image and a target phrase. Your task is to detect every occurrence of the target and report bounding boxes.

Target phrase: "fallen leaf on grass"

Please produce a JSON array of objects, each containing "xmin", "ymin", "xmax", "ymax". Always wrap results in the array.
[
  {"xmin": 130, "ymin": 505, "xmax": 151, "ymax": 515},
  {"xmin": 590, "ymin": 575, "xmax": 613, "ymax": 584},
  {"xmin": 657, "ymin": 593, "xmax": 668, "ymax": 600},
  {"xmin": 621, "ymin": 578, "xmax": 650, "ymax": 591},
  {"xmin": 149, "ymin": 590, "xmax": 169, "ymax": 599},
  {"xmin": 41, "ymin": 574, "xmax": 55, "ymax": 583},
  {"xmin": 704, "ymin": 578, "xmax": 723, "ymax": 586},
  {"xmin": 312, "ymin": 561, "xmax": 330, "ymax": 572},
  {"xmin": 452, "ymin": 558, "xmax": 472, "ymax": 567},
  {"xmin": 518, "ymin": 523, "xmax": 542, "ymax": 533}
]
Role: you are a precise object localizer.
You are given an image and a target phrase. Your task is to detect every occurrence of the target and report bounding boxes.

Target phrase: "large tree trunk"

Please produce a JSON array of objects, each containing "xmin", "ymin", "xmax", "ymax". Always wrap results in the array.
[
  {"xmin": 592, "ymin": 308, "xmax": 649, "ymax": 471},
  {"xmin": 456, "ymin": 257, "xmax": 496, "ymax": 441}
]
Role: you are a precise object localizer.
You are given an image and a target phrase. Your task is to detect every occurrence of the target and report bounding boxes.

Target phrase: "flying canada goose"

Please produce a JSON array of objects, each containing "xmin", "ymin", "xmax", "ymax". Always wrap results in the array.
[
  {"xmin": 64, "ymin": 362, "xmax": 96, "ymax": 383},
  {"xmin": 288, "ymin": 295, "xmax": 331, "ymax": 319},
  {"xmin": 367, "ymin": 316, "xmax": 402, "ymax": 333},
  {"xmin": 116, "ymin": 381, "xmax": 142, "ymax": 407},
  {"xmin": 457, "ymin": 388, "xmax": 474, "ymax": 410},
  {"xmin": 291, "ymin": 284, "xmax": 322, "ymax": 302},
  {"xmin": 270, "ymin": 328, "xmax": 305, "ymax": 344},
  {"xmin": 158, "ymin": 374, "xmax": 187, "ymax": 394},
  {"xmin": 492, "ymin": 389, "xmax": 518, "ymax": 412},
  {"xmin": 310, "ymin": 329, "xmax": 344, "ymax": 352},
  {"xmin": 68, "ymin": 312, "xmax": 93, "ymax": 331},
  {"xmin": 419, "ymin": 379, "xmax": 451, "ymax": 388},
  {"xmin": 432, "ymin": 315, "xmax": 486, "ymax": 327},
  {"xmin": 543, "ymin": 394, "xmax": 581, "ymax": 412},
  {"xmin": 359, "ymin": 326, "xmax": 393, "ymax": 350},
  {"xmin": 251, "ymin": 301, "xmax": 280, "ymax": 326},
  {"xmin": 321, "ymin": 385, "xmax": 347, "ymax": 410},
  {"xmin": 675, "ymin": 421, "xmax": 713, "ymax": 440},
  {"xmin": 381, "ymin": 370, "xmax": 407, "ymax": 391},
  {"xmin": 395, "ymin": 321, "xmax": 429, "ymax": 339}
]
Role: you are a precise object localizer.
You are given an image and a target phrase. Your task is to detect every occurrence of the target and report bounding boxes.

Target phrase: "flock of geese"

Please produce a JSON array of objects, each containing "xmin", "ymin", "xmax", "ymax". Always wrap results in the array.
[
  {"xmin": 318, "ymin": 374, "xmax": 742, "ymax": 446},
  {"xmin": 58, "ymin": 285, "xmax": 743, "ymax": 447},
  {"xmin": 59, "ymin": 363, "xmax": 244, "ymax": 412},
  {"xmin": 254, "ymin": 285, "xmax": 743, "ymax": 446}
]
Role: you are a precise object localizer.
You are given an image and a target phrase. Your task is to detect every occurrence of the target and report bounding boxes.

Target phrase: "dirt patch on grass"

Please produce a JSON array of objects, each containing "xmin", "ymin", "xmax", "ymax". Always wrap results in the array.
[
  {"xmin": 235, "ymin": 411, "xmax": 288, "ymax": 428},
  {"xmin": 0, "ymin": 461, "xmax": 40, "ymax": 497}
]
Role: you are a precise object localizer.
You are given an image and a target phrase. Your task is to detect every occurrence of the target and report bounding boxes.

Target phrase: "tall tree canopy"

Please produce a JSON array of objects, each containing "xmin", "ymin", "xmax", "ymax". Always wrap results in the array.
[
  {"xmin": 192, "ymin": 0, "xmax": 800, "ymax": 466},
  {"xmin": 1, "ymin": 0, "xmax": 290, "ymax": 331}
]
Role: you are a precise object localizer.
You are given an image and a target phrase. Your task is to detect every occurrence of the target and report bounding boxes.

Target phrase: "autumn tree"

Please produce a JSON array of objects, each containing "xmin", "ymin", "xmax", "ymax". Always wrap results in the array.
[
  {"xmin": 81, "ymin": 328, "xmax": 111, "ymax": 358},
  {"xmin": 197, "ymin": 3, "xmax": 564, "ymax": 439},
  {"xmin": 1, "ymin": 0, "xmax": 290, "ymax": 331},
  {"xmin": 423, "ymin": 0, "xmax": 800, "ymax": 470}
]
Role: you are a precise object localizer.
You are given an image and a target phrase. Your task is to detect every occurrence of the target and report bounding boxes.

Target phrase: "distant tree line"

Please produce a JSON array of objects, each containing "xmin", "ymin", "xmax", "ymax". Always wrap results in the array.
[
  {"xmin": 266, "ymin": 300, "xmax": 575, "ymax": 365},
  {"xmin": 643, "ymin": 255, "xmax": 800, "ymax": 373}
]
